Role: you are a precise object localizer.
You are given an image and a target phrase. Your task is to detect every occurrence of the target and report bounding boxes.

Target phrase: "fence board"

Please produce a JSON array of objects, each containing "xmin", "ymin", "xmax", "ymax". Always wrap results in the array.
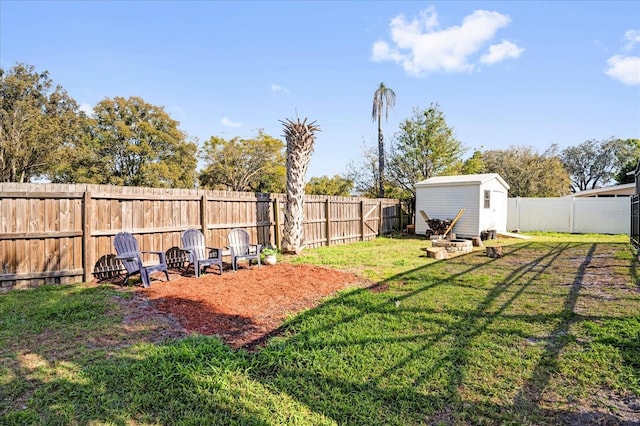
[{"xmin": 9, "ymin": 198, "xmax": 23, "ymax": 277}]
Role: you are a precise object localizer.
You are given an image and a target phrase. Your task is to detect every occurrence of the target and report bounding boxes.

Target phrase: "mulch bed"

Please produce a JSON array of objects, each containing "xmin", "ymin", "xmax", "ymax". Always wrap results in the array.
[{"xmin": 122, "ymin": 263, "xmax": 368, "ymax": 350}]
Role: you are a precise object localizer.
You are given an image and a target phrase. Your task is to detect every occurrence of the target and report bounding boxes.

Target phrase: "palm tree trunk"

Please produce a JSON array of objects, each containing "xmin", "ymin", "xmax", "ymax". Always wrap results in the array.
[
  {"xmin": 378, "ymin": 114, "xmax": 384, "ymax": 198},
  {"xmin": 280, "ymin": 118, "xmax": 320, "ymax": 254},
  {"xmin": 371, "ymin": 82, "xmax": 395, "ymax": 199}
]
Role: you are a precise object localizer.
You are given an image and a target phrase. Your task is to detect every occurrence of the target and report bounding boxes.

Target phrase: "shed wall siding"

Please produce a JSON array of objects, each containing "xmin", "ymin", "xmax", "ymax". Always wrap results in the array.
[{"xmin": 415, "ymin": 185, "xmax": 479, "ymax": 236}]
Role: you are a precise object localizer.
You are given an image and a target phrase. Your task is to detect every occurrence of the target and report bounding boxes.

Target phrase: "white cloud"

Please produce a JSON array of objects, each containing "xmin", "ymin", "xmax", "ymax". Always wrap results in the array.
[
  {"xmin": 271, "ymin": 83, "xmax": 290, "ymax": 94},
  {"xmin": 419, "ymin": 6, "xmax": 439, "ymax": 31},
  {"xmin": 605, "ymin": 29, "xmax": 640, "ymax": 85},
  {"xmin": 221, "ymin": 117, "xmax": 242, "ymax": 127},
  {"xmin": 480, "ymin": 40, "xmax": 525, "ymax": 64},
  {"xmin": 371, "ymin": 7, "xmax": 522, "ymax": 76},
  {"xmin": 605, "ymin": 55, "xmax": 640, "ymax": 85},
  {"xmin": 623, "ymin": 29, "xmax": 640, "ymax": 50},
  {"xmin": 372, "ymin": 41, "xmax": 403, "ymax": 63}
]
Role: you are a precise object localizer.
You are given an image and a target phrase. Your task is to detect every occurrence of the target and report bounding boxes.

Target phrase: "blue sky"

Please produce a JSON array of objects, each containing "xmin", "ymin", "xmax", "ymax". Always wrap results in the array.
[{"xmin": 2, "ymin": 1, "xmax": 639, "ymax": 180}]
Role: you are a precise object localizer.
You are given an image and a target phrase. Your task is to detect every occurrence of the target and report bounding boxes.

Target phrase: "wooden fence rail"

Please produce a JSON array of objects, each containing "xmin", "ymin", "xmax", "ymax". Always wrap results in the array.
[{"xmin": 0, "ymin": 183, "xmax": 408, "ymax": 290}]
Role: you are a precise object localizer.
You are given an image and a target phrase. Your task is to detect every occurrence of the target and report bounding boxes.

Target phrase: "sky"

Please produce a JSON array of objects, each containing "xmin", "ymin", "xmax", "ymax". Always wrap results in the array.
[{"xmin": 1, "ymin": 1, "xmax": 639, "ymax": 180}]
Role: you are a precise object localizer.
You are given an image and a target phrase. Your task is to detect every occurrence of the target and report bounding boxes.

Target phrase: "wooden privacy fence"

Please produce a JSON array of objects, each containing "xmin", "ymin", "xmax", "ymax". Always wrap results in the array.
[{"xmin": 0, "ymin": 183, "xmax": 407, "ymax": 290}]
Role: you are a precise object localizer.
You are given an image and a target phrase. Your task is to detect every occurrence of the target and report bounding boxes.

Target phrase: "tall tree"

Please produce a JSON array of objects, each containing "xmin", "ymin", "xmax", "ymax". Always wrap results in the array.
[
  {"xmin": 371, "ymin": 82, "xmax": 396, "ymax": 198},
  {"xmin": 613, "ymin": 138, "xmax": 640, "ymax": 184},
  {"xmin": 345, "ymin": 144, "xmax": 383, "ymax": 198},
  {"xmin": 0, "ymin": 63, "xmax": 84, "ymax": 182},
  {"xmin": 460, "ymin": 149, "xmax": 486, "ymax": 175},
  {"xmin": 280, "ymin": 117, "xmax": 320, "ymax": 254},
  {"xmin": 198, "ymin": 130, "xmax": 286, "ymax": 192},
  {"xmin": 48, "ymin": 116, "xmax": 102, "ymax": 183},
  {"xmin": 483, "ymin": 145, "xmax": 571, "ymax": 197},
  {"xmin": 386, "ymin": 104, "xmax": 465, "ymax": 200},
  {"xmin": 345, "ymin": 143, "xmax": 407, "ymax": 199},
  {"xmin": 305, "ymin": 175, "xmax": 353, "ymax": 196},
  {"xmin": 561, "ymin": 138, "xmax": 623, "ymax": 192},
  {"xmin": 79, "ymin": 96, "xmax": 197, "ymax": 187}
]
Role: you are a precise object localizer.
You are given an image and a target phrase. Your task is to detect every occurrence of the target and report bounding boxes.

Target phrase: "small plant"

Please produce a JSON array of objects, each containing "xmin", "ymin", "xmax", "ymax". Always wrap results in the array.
[{"xmin": 262, "ymin": 247, "xmax": 279, "ymax": 256}]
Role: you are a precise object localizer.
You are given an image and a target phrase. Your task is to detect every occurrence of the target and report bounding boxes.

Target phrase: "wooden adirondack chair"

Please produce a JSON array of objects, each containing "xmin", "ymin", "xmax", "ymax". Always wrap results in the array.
[
  {"xmin": 227, "ymin": 228, "xmax": 262, "ymax": 271},
  {"xmin": 114, "ymin": 232, "xmax": 170, "ymax": 288},
  {"xmin": 181, "ymin": 228, "xmax": 223, "ymax": 277}
]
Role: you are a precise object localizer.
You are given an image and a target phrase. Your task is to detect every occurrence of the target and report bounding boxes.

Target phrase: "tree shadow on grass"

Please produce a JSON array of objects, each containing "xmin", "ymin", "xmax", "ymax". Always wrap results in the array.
[
  {"xmin": 246, "ymin": 243, "xmax": 555, "ymax": 422},
  {"xmin": 0, "ymin": 290, "xmax": 285, "ymax": 425},
  {"xmin": 252, "ymin": 241, "xmax": 640, "ymax": 424},
  {"xmin": 2, "ymin": 241, "xmax": 638, "ymax": 425},
  {"xmin": 1, "ymin": 334, "xmax": 276, "ymax": 425}
]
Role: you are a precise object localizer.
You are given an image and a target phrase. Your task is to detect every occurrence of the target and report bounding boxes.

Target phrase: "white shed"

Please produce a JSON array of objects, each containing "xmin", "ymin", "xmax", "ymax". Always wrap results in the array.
[{"xmin": 415, "ymin": 173, "xmax": 510, "ymax": 238}]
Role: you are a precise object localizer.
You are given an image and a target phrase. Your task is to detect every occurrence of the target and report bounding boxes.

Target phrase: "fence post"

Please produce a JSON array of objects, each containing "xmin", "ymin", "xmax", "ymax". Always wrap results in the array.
[
  {"xmin": 569, "ymin": 197, "xmax": 575, "ymax": 233},
  {"xmin": 360, "ymin": 200, "xmax": 365, "ymax": 241},
  {"xmin": 200, "ymin": 194, "xmax": 207, "ymax": 233},
  {"xmin": 398, "ymin": 201, "xmax": 403, "ymax": 232},
  {"xmin": 273, "ymin": 198, "xmax": 281, "ymax": 249},
  {"xmin": 325, "ymin": 198, "xmax": 331, "ymax": 247},
  {"xmin": 82, "ymin": 191, "xmax": 92, "ymax": 283},
  {"xmin": 378, "ymin": 201, "xmax": 383, "ymax": 235}
]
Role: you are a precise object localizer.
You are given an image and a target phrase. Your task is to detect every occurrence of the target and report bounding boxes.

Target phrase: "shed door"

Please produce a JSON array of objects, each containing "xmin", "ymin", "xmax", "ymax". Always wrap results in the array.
[{"xmin": 492, "ymin": 191, "xmax": 507, "ymax": 231}]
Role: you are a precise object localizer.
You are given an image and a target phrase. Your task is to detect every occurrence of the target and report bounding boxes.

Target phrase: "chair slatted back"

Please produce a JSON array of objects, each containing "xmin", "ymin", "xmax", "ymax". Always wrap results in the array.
[
  {"xmin": 228, "ymin": 228, "xmax": 250, "ymax": 256},
  {"xmin": 114, "ymin": 232, "xmax": 142, "ymax": 274},
  {"xmin": 181, "ymin": 229, "xmax": 207, "ymax": 262}
]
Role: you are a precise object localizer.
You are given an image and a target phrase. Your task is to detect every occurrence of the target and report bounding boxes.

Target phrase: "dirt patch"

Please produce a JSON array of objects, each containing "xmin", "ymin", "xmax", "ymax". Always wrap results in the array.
[{"xmin": 111, "ymin": 263, "xmax": 368, "ymax": 350}]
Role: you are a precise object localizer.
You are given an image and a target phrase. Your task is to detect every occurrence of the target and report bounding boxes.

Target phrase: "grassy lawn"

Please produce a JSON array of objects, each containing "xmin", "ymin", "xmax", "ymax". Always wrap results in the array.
[{"xmin": 1, "ymin": 233, "xmax": 638, "ymax": 425}]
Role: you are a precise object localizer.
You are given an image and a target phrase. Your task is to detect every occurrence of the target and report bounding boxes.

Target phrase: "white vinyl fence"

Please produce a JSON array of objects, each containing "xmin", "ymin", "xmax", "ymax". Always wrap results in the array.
[{"xmin": 507, "ymin": 197, "xmax": 630, "ymax": 234}]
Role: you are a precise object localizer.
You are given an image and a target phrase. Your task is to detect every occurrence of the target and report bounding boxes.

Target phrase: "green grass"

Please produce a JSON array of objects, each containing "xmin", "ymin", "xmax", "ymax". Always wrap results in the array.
[{"xmin": 1, "ymin": 232, "xmax": 638, "ymax": 425}]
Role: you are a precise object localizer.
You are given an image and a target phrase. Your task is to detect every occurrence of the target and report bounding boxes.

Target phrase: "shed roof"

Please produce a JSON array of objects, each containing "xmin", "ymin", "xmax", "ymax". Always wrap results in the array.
[{"xmin": 415, "ymin": 173, "xmax": 510, "ymax": 190}]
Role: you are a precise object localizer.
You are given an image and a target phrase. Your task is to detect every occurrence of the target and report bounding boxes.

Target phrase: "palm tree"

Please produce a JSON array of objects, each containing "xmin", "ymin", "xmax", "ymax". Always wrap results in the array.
[
  {"xmin": 371, "ymin": 82, "xmax": 396, "ymax": 198},
  {"xmin": 280, "ymin": 117, "xmax": 320, "ymax": 254}
]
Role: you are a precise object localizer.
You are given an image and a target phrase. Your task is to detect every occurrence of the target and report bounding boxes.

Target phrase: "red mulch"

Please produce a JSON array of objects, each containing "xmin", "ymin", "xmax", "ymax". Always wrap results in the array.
[{"xmin": 133, "ymin": 263, "xmax": 367, "ymax": 350}]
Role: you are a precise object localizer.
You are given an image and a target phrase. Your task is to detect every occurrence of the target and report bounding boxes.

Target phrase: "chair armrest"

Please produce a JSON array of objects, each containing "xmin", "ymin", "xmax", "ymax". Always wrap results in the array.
[
  {"xmin": 181, "ymin": 248, "xmax": 194, "ymax": 259},
  {"xmin": 206, "ymin": 247, "xmax": 223, "ymax": 259},
  {"xmin": 142, "ymin": 250, "xmax": 167, "ymax": 264},
  {"xmin": 115, "ymin": 253, "xmax": 139, "ymax": 262},
  {"xmin": 249, "ymin": 244, "xmax": 262, "ymax": 254}
]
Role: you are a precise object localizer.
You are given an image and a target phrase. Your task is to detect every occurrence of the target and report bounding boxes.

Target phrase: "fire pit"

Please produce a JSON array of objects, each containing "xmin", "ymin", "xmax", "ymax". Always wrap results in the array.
[{"xmin": 431, "ymin": 238, "xmax": 473, "ymax": 254}]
